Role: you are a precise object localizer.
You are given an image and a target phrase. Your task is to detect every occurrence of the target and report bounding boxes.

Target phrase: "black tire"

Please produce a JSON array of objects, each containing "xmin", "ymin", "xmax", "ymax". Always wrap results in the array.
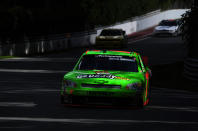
[
  {"xmin": 148, "ymin": 82, "xmax": 151, "ymax": 104},
  {"xmin": 61, "ymin": 95, "xmax": 72, "ymax": 104},
  {"xmin": 61, "ymin": 95, "xmax": 65, "ymax": 104},
  {"xmin": 173, "ymin": 31, "xmax": 178, "ymax": 37},
  {"xmin": 71, "ymin": 97, "xmax": 79, "ymax": 104},
  {"xmin": 136, "ymin": 95, "xmax": 144, "ymax": 109},
  {"xmin": 61, "ymin": 95, "xmax": 84, "ymax": 105},
  {"xmin": 71, "ymin": 96, "xmax": 84, "ymax": 104}
]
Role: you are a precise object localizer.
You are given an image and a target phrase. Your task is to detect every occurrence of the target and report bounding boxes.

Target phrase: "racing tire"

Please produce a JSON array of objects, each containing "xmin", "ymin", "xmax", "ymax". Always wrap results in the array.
[
  {"xmin": 136, "ymin": 95, "xmax": 144, "ymax": 109},
  {"xmin": 173, "ymin": 31, "xmax": 178, "ymax": 37},
  {"xmin": 61, "ymin": 95, "xmax": 72, "ymax": 104},
  {"xmin": 61, "ymin": 95, "xmax": 66, "ymax": 104},
  {"xmin": 148, "ymin": 82, "xmax": 151, "ymax": 104},
  {"xmin": 71, "ymin": 96, "xmax": 81, "ymax": 104}
]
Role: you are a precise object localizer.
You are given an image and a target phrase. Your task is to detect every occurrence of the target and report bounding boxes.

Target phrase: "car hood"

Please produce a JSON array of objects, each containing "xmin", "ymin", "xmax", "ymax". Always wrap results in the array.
[
  {"xmin": 155, "ymin": 26, "xmax": 178, "ymax": 31},
  {"xmin": 64, "ymin": 70, "xmax": 144, "ymax": 85}
]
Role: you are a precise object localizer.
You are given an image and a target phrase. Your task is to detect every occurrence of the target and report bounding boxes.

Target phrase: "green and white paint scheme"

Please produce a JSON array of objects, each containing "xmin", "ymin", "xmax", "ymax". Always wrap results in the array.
[{"xmin": 61, "ymin": 50, "xmax": 151, "ymax": 108}]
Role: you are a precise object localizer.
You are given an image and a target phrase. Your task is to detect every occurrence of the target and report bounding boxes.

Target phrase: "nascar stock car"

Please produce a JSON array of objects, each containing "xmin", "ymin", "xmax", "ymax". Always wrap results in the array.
[
  {"xmin": 95, "ymin": 28, "xmax": 127, "ymax": 48},
  {"xmin": 61, "ymin": 50, "xmax": 151, "ymax": 108},
  {"xmin": 153, "ymin": 19, "xmax": 182, "ymax": 36}
]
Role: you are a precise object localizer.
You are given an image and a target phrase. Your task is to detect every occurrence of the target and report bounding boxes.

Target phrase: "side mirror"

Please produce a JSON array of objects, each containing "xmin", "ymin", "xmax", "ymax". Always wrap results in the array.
[
  {"xmin": 142, "ymin": 56, "xmax": 148, "ymax": 66},
  {"xmin": 143, "ymin": 56, "xmax": 151, "ymax": 78},
  {"xmin": 145, "ymin": 66, "xmax": 152, "ymax": 77}
]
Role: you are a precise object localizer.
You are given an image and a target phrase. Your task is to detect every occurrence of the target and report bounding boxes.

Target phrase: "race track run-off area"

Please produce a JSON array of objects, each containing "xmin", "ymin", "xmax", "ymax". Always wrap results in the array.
[{"xmin": 0, "ymin": 36, "xmax": 198, "ymax": 131}]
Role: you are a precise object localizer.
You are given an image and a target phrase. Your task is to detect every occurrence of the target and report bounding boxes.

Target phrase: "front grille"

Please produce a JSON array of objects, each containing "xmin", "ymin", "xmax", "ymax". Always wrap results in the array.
[
  {"xmin": 87, "ymin": 91, "xmax": 115, "ymax": 97},
  {"xmin": 160, "ymin": 30, "xmax": 169, "ymax": 33},
  {"xmin": 81, "ymin": 84, "xmax": 121, "ymax": 89}
]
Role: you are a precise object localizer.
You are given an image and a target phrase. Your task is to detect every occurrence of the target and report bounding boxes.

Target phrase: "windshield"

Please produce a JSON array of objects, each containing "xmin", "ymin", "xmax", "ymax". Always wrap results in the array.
[
  {"xmin": 159, "ymin": 20, "xmax": 178, "ymax": 26},
  {"xmin": 77, "ymin": 55, "xmax": 138, "ymax": 72},
  {"xmin": 100, "ymin": 30, "xmax": 122, "ymax": 36}
]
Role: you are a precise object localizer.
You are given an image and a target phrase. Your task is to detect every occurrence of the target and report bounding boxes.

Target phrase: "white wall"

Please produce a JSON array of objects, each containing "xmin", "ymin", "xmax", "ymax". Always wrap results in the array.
[
  {"xmin": 0, "ymin": 9, "xmax": 190, "ymax": 56},
  {"xmin": 94, "ymin": 9, "xmax": 189, "ymax": 37},
  {"xmin": 136, "ymin": 9, "xmax": 189, "ymax": 31}
]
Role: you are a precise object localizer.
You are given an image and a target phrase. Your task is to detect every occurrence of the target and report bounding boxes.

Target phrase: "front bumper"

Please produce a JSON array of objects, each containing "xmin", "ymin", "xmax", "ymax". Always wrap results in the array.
[
  {"xmin": 154, "ymin": 30, "xmax": 176, "ymax": 36},
  {"xmin": 62, "ymin": 88, "xmax": 142, "ymax": 98},
  {"xmin": 61, "ymin": 86, "xmax": 144, "ymax": 105},
  {"xmin": 62, "ymin": 94, "xmax": 140, "ymax": 105}
]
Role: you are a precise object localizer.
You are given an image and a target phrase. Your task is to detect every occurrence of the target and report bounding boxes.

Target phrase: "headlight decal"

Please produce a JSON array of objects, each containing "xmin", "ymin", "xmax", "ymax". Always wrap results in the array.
[
  {"xmin": 63, "ymin": 80, "xmax": 77, "ymax": 88},
  {"xmin": 126, "ymin": 83, "xmax": 142, "ymax": 90}
]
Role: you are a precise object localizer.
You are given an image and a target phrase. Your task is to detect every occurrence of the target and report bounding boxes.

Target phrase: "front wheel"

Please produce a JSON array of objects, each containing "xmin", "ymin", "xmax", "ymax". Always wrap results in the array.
[
  {"xmin": 61, "ymin": 95, "xmax": 82, "ymax": 105},
  {"xmin": 61, "ymin": 95, "xmax": 66, "ymax": 104},
  {"xmin": 136, "ymin": 95, "xmax": 144, "ymax": 109},
  {"xmin": 173, "ymin": 31, "xmax": 178, "ymax": 37},
  {"xmin": 60, "ymin": 95, "xmax": 72, "ymax": 104}
]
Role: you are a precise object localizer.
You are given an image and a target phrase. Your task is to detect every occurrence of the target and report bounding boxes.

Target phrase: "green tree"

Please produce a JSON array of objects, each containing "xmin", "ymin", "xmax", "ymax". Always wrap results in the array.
[
  {"xmin": 0, "ymin": 0, "xmax": 194, "ymax": 43},
  {"xmin": 181, "ymin": 5, "xmax": 198, "ymax": 58}
]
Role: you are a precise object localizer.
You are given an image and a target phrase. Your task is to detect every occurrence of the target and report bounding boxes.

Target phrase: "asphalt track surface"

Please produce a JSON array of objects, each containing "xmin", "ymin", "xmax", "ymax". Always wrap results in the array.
[{"xmin": 0, "ymin": 36, "xmax": 198, "ymax": 131}]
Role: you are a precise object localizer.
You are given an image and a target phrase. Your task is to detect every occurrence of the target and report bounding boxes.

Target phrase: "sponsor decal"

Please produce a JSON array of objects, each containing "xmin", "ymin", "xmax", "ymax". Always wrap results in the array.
[
  {"xmin": 77, "ymin": 74, "xmax": 116, "ymax": 79},
  {"xmin": 94, "ymin": 80, "xmax": 108, "ymax": 84},
  {"xmin": 115, "ymin": 76, "xmax": 130, "ymax": 81},
  {"xmin": 95, "ymin": 55, "xmax": 135, "ymax": 62},
  {"xmin": 77, "ymin": 74, "xmax": 130, "ymax": 81},
  {"xmin": 96, "ymin": 55, "xmax": 122, "ymax": 58},
  {"xmin": 94, "ymin": 71, "xmax": 109, "ymax": 74}
]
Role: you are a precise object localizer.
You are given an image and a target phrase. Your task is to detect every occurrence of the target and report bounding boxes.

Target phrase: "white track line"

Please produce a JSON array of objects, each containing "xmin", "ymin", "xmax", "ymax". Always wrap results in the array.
[
  {"xmin": 0, "ymin": 102, "xmax": 36, "ymax": 107},
  {"xmin": 148, "ymin": 106, "xmax": 198, "ymax": 112},
  {"xmin": 0, "ymin": 117, "xmax": 197, "ymax": 125},
  {"xmin": 2, "ymin": 89, "xmax": 59, "ymax": 94},
  {"xmin": 0, "ymin": 69, "xmax": 67, "ymax": 73},
  {"xmin": 0, "ymin": 58, "xmax": 77, "ymax": 62}
]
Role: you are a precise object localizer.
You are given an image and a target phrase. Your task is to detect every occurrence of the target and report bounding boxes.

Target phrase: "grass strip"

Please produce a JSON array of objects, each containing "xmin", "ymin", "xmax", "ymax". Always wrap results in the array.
[{"xmin": 0, "ymin": 56, "xmax": 15, "ymax": 59}]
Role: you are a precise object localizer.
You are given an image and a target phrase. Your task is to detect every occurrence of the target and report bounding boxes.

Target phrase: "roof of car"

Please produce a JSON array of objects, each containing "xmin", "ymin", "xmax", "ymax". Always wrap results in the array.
[{"xmin": 84, "ymin": 50, "xmax": 139, "ymax": 57}]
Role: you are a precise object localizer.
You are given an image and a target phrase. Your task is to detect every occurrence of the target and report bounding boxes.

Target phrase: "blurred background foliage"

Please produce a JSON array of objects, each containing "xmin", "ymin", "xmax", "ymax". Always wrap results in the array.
[
  {"xmin": 0, "ymin": 0, "xmax": 193, "ymax": 43},
  {"xmin": 181, "ymin": 1, "xmax": 198, "ymax": 58}
]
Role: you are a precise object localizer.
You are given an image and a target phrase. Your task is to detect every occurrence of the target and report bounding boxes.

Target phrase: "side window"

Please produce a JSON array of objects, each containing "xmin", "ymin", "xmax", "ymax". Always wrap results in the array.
[{"xmin": 135, "ymin": 56, "xmax": 142, "ymax": 72}]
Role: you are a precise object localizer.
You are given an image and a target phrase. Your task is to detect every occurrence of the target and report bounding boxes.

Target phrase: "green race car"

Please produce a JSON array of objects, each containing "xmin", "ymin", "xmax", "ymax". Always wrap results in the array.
[{"xmin": 61, "ymin": 50, "xmax": 151, "ymax": 108}]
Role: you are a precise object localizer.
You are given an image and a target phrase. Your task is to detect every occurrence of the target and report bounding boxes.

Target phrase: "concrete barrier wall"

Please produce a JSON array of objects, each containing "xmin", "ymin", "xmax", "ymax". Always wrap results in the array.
[
  {"xmin": 0, "ymin": 9, "xmax": 189, "ymax": 56},
  {"xmin": 0, "ymin": 33, "xmax": 97, "ymax": 56},
  {"xmin": 96, "ymin": 9, "xmax": 189, "ymax": 36},
  {"xmin": 136, "ymin": 9, "xmax": 189, "ymax": 31}
]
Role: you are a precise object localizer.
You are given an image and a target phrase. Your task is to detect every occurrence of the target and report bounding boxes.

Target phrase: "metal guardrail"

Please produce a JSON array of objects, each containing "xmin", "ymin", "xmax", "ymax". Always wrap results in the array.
[
  {"xmin": 183, "ymin": 57, "xmax": 198, "ymax": 81},
  {"xmin": 0, "ymin": 28, "xmax": 97, "ymax": 56},
  {"xmin": 22, "ymin": 30, "xmax": 97, "ymax": 42}
]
